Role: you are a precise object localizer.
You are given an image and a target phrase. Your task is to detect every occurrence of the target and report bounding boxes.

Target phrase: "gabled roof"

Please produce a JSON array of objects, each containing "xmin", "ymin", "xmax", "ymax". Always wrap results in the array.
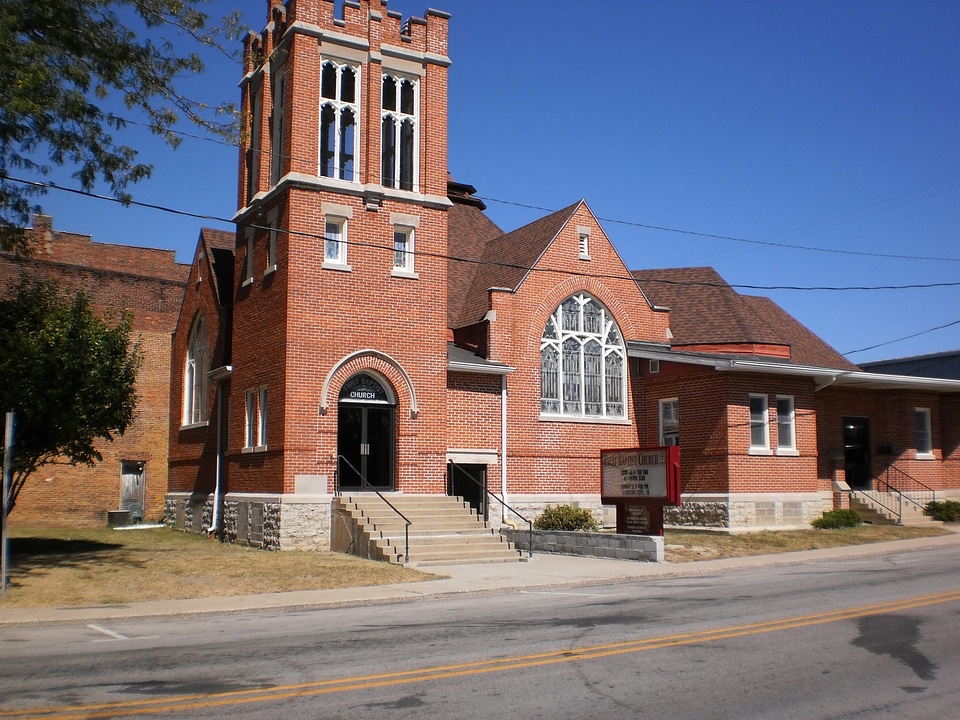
[
  {"xmin": 449, "ymin": 201, "xmax": 582, "ymax": 328},
  {"xmin": 199, "ymin": 228, "xmax": 235, "ymax": 308},
  {"xmin": 447, "ymin": 196, "xmax": 503, "ymax": 328},
  {"xmin": 632, "ymin": 266, "xmax": 857, "ymax": 371}
]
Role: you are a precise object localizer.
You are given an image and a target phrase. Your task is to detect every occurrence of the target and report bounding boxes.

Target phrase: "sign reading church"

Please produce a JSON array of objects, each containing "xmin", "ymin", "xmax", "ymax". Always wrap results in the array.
[{"xmin": 340, "ymin": 375, "xmax": 391, "ymax": 404}]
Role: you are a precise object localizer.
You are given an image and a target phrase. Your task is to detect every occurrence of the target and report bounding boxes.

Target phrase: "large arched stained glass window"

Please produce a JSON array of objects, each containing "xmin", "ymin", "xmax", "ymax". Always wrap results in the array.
[
  {"xmin": 540, "ymin": 293, "xmax": 625, "ymax": 418},
  {"xmin": 183, "ymin": 314, "xmax": 210, "ymax": 425}
]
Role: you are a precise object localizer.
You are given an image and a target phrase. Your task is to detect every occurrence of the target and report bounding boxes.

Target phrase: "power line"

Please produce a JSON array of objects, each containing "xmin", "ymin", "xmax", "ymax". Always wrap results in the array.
[
  {"xmin": 480, "ymin": 196, "xmax": 960, "ymax": 264},
  {"xmin": 7, "ymin": 173, "xmax": 960, "ymax": 295},
  {"xmin": 845, "ymin": 318, "xmax": 960, "ymax": 355},
  {"xmin": 100, "ymin": 114, "xmax": 960, "ymax": 265}
]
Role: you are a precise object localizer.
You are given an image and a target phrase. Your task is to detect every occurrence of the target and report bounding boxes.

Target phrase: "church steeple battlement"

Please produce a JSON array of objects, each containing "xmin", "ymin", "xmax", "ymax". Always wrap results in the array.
[{"xmin": 238, "ymin": 0, "xmax": 450, "ymax": 212}]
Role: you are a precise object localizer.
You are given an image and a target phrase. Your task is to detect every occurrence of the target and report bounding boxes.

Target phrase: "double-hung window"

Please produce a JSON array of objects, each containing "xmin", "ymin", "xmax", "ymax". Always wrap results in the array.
[
  {"xmin": 776, "ymin": 396, "xmax": 796, "ymax": 454},
  {"xmin": 381, "ymin": 74, "xmax": 418, "ymax": 191},
  {"xmin": 659, "ymin": 399, "xmax": 680, "ymax": 446},
  {"xmin": 390, "ymin": 214, "xmax": 419, "ymax": 277},
  {"xmin": 319, "ymin": 60, "xmax": 359, "ymax": 181},
  {"xmin": 322, "ymin": 203, "xmax": 352, "ymax": 270},
  {"xmin": 749, "ymin": 394, "xmax": 770, "ymax": 453},
  {"xmin": 915, "ymin": 408, "xmax": 933, "ymax": 458},
  {"xmin": 244, "ymin": 386, "xmax": 267, "ymax": 451}
]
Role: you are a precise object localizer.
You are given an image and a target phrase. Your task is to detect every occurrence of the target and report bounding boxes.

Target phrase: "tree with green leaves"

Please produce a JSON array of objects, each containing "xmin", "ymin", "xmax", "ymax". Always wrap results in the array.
[
  {"xmin": 0, "ymin": 278, "xmax": 142, "ymax": 517},
  {"xmin": 0, "ymin": 0, "xmax": 239, "ymax": 253}
]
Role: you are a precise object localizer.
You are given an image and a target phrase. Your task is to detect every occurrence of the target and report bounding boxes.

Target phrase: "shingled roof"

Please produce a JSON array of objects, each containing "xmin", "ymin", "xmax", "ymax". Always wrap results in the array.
[
  {"xmin": 448, "ymin": 200, "xmax": 582, "ymax": 328},
  {"xmin": 632, "ymin": 266, "xmax": 857, "ymax": 371}
]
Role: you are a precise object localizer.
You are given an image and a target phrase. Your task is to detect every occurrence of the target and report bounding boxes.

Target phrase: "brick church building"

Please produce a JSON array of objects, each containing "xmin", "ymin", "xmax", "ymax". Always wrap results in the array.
[
  {"xmin": 166, "ymin": 0, "xmax": 960, "ymax": 549},
  {"xmin": 1, "ymin": 215, "xmax": 189, "ymax": 526}
]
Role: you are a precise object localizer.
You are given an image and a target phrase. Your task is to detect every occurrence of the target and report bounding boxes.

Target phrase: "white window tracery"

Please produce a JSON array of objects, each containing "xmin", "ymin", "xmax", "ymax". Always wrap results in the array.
[
  {"xmin": 381, "ymin": 74, "xmax": 418, "ymax": 191},
  {"xmin": 540, "ymin": 294, "xmax": 625, "ymax": 419},
  {"xmin": 183, "ymin": 314, "xmax": 210, "ymax": 425},
  {"xmin": 320, "ymin": 60, "xmax": 359, "ymax": 181}
]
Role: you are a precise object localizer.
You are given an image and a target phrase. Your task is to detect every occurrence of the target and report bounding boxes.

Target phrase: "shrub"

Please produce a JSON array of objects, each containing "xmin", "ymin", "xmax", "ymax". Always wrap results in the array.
[
  {"xmin": 533, "ymin": 505, "xmax": 600, "ymax": 532},
  {"xmin": 925, "ymin": 500, "xmax": 960, "ymax": 523},
  {"xmin": 811, "ymin": 509, "xmax": 863, "ymax": 529}
]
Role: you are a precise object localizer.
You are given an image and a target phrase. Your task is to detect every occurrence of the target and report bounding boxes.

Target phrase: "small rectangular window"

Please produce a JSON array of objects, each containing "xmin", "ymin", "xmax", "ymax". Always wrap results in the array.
[
  {"xmin": 244, "ymin": 389, "xmax": 256, "ymax": 449},
  {"xmin": 324, "ymin": 218, "xmax": 346, "ymax": 265},
  {"xmin": 257, "ymin": 386, "xmax": 268, "ymax": 448},
  {"xmin": 266, "ymin": 221, "xmax": 277, "ymax": 272},
  {"xmin": 271, "ymin": 71, "xmax": 286, "ymax": 185},
  {"xmin": 659, "ymin": 399, "xmax": 679, "ymax": 446},
  {"xmin": 244, "ymin": 230, "xmax": 255, "ymax": 284},
  {"xmin": 749, "ymin": 394, "xmax": 769, "ymax": 451},
  {"xmin": 915, "ymin": 408, "xmax": 932, "ymax": 457},
  {"xmin": 393, "ymin": 227, "xmax": 414, "ymax": 272},
  {"xmin": 776, "ymin": 396, "xmax": 796, "ymax": 451}
]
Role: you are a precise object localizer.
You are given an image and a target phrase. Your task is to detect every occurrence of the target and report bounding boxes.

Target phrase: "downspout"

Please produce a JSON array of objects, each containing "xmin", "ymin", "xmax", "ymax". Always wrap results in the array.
[
  {"xmin": 207, "ymin": 365, "xmax": 233, "ymax": 537},
  {"xmin": 501, "ymin": 374, "xmax": 508, "ymax": 523},
  {"xmin": 209, "ymin": 381, "xmax": 223, "ymax": 536}
]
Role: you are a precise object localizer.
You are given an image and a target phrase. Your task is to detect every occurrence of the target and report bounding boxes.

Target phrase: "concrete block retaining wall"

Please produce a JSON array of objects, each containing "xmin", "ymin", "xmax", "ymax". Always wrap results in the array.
[{"xmin": 501, "ymin": 529, "xmax": 663, "ymax": 563}]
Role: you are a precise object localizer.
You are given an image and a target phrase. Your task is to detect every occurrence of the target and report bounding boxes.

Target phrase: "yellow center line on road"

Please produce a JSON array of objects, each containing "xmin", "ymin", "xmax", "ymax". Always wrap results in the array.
[{"xmin": 5, "ymin": 588, "xmax": 960, "ymax": 720}]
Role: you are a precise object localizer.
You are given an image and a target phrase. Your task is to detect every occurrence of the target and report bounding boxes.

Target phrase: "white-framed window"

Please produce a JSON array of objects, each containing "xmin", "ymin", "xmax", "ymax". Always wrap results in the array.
[
  {"xmin": 325, "ymin": 218, "xmax": 346, "ymax": 264},
  {"xmin": 659, "ymin": 399, "xmax": 680, "ymax": 446},
  {"xmin": 321, "ymin": 202, "xmax": 352, "ymax": 270},
  {"xmin": 915, "ymin": 407, "xmax": 933, "ymax": 458},
  {"xmin": 319, "ymin": 60, "xmax": 359, "ymax": 181},
  {"xmin": 270, "ymin": 69, "xmax": 286, "ymax": 185},
  {"xmin": 381, "ymin": 73, "xmax": 418, "ymax": 191},
  {"xmin": 244, "ymin": 386, "xmax": 267, "ymax": 451},
  {"xmin": 749, "ymin": 394, "xmax": 770, "ymax": 453},
  {"xmin": 540, "ymin": 293, "xmax": 626, "ymax": 420},
  {"xmin": 392, "ymin": 226, "xmax": 416, "ymax": 275},
  {"xmin": 776, "ymin": 395, "xmax": 796, "ymax": 453},
  {"xmin": 183, "ymin": 314, "xmax": 209, "ymax": 426},
  {"xmin": 244, "ymin": 228, "xmax": 254, "ymax": 285},
  {"xmin": 265, "ymin": 213, "xmax": 278, "ymax": 274}
]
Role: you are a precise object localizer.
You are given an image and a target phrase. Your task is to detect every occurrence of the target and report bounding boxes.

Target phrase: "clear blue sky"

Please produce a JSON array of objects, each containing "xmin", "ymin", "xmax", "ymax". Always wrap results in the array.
[{"xmin": 31, "ymin": 0, "xmax": 960, "ymax": 364}]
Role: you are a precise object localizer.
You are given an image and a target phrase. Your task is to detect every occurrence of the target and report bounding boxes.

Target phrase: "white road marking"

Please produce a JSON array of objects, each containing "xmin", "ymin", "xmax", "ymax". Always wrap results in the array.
[{"xmin": 87, "ymin": 624, "xmax": 129, "ymax": 640}]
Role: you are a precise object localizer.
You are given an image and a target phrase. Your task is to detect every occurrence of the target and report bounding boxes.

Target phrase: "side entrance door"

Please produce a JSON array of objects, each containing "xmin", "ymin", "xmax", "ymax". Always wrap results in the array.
[
  {"xmin": 447, "ymin": 463, "xmax": 487, "ymax": 520},
  {"xmin": 337, "ymin": 374, "xmax": 396, "ymax": 491},
  {"xmin": 843, "ymin": 417, "xmax": 872, "ymax": 490}
]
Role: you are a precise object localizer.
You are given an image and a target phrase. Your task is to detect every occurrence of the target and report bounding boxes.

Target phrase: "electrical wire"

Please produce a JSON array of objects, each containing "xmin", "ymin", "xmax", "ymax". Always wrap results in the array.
[{"xmin": 5, "ymin": 173, "xmax": 960, "ymax": 294}]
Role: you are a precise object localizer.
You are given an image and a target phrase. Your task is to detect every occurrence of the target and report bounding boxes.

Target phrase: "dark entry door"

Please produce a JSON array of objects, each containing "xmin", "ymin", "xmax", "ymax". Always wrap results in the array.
[
  {"xmin": 337, "ymin": 405, "xmax": 395, "ymax": 491},
  {"xmin": 843, "ymin": 417, "xmax": 872, "ymax": 490},
  {"xmin": 448, "ymin": 463, "xmax": 486, "ymax": 519}
]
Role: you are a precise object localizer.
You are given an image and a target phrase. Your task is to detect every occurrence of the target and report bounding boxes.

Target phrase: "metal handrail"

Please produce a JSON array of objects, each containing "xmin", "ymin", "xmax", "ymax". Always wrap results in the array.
[
  {"xmin": 849, "ymin": 487, "xmax": 904, "ymax": 524},
  {"xmin": 447, "ymin": 460, "xmax": 533, "ymax": 558},
  {"xmin": 879, "ymin": 464, "xmax": 937, "ymax": 514},
  {"xmin": 336, "ymin": 455, "xmax": 412, "ymax": 564}
]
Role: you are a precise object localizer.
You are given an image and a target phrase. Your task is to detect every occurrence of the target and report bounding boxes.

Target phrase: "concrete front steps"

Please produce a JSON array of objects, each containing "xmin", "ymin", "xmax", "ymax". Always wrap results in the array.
[
  {"xmin": 850, "ymin": 491, "xmax": 943, "ymax": 527},
  {"xmin": 332, "ymin": 494, "xmax": 523, "ymax": 566}
]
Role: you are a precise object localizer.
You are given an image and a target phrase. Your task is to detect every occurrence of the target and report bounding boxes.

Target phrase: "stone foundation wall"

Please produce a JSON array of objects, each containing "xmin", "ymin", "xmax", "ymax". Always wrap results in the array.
[
  {"xmin": 502, "ymin": 529, "xmax": 663, "ymax": 563},
  {"xmin": 665, "ymin": 493, "xmax": 831, "ymax": 531},
  {"xmin": 279, "ymin": 496, "xmax": 334, "ymax": 550},
  {"xmin": 500, "ymin": 494, "xmax": 604, "ymax": 530}
]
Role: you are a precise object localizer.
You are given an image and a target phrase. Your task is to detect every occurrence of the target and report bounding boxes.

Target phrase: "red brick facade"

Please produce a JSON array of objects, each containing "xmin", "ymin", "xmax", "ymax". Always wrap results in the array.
[
  {"xmin": 164, "ymin": 0, "xmax": 960, "ymax": 544},
  {"xmin": 2, "ymin": 215, "xmax": 189, "ymax": 526}
]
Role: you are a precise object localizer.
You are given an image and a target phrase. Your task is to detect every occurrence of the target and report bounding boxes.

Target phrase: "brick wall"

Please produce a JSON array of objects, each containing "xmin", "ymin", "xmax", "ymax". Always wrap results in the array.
[{"xmin": 2, "ymin": 216, "xmax": 188, "ymax": 527}]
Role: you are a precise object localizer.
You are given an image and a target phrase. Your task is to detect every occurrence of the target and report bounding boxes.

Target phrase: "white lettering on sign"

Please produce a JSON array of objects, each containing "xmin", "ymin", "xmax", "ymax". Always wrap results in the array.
[
  {"xmin": 350, "ymin": 391, "xmax": 378, "ymax": 400},
  {"xmin": 601, "ymin": 449, "xmax": 668, "ymax": 499}
]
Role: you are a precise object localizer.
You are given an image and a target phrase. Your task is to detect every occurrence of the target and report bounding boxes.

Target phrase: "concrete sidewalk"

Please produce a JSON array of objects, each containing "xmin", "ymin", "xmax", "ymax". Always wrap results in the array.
[{"xmin": 3, "ymin": 529, "xmax": 959, "ymax": 627}]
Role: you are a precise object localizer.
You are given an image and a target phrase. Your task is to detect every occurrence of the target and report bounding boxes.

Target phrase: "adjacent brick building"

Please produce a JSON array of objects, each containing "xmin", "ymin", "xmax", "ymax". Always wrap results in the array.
[
  {"xmin": 1, "ymin": 214, "xmax": 189, "ymax": 526},
  {"xmin": 166, "ymin": 0, "xmax": 960, "ymax": 546}
]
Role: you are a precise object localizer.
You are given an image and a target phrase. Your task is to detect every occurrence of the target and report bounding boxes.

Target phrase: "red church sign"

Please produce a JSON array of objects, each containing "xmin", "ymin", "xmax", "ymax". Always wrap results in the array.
[{"xmin": 601, "ymin": 447, "xmax": 681, "ymax": 536}]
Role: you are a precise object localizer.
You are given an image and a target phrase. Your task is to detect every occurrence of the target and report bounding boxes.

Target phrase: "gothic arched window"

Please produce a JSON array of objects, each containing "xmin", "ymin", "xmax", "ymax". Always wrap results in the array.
[
  {"xmin": 183, "ymin": 314, "xmax": 210, "ymax": 425},
  {"xmin": 540, "ymin": 294, "xmax": 625, "ymax": 419}
]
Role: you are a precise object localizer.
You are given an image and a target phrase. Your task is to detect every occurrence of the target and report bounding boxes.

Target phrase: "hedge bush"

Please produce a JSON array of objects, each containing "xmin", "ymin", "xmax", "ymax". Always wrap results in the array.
[
  {"xmin": 925, "ymin": 500, "xmax": 960, "ymax": 523},
  {"xmin": 811, "ymin": 509, "xmax": 863, "ymax": 529},
  {"xmin": 533, "ymin": 505, "xmax": 600, "ymax": 532}
]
